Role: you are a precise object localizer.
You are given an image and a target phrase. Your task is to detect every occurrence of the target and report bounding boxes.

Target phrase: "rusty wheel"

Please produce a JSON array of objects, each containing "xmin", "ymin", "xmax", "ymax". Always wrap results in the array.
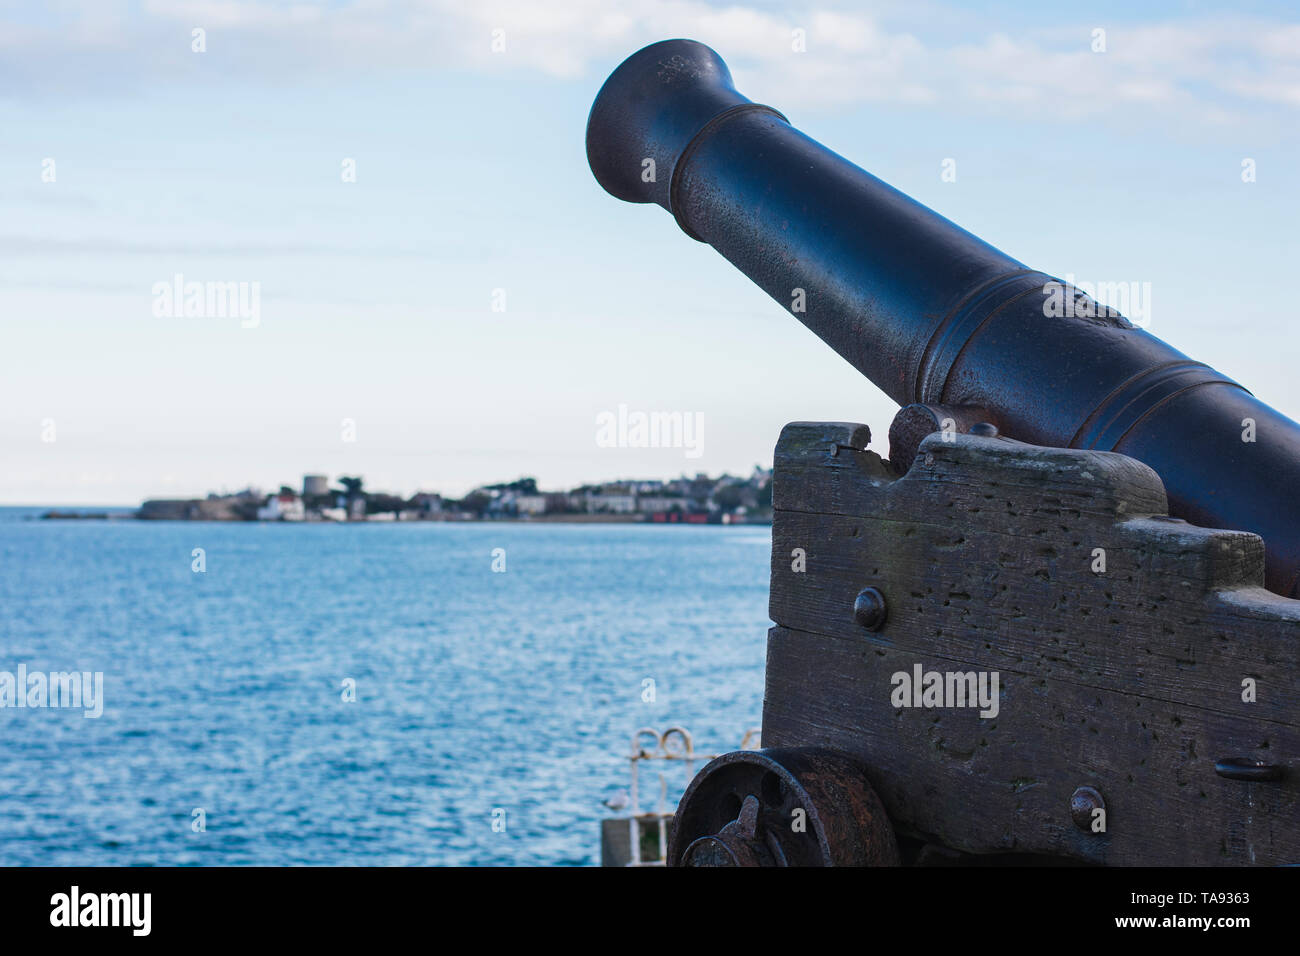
[{"xmin": 668, "ymin": 747, "xmax": 899, "ymax": 866}]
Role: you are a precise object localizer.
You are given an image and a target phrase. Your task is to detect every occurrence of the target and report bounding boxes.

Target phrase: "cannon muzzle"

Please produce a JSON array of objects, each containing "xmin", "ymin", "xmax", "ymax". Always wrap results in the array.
[{"xmin": 587, "ymin": 39, "xmax": 1300, "ymax": 598}]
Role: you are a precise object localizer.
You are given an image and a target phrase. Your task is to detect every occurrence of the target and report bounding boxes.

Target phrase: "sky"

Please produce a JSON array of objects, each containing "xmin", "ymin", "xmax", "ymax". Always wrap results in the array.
[{"xmin": 1, "ymin": 0, "xmax": 1298, "ymax": 505}]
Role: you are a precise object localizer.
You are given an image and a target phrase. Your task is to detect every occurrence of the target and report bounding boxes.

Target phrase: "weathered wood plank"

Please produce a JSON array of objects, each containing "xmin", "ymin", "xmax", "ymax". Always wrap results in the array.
[
  {"xmin": 763, "ymin": 624, "xmax": 1300, "ymax": 865},
  {"xmin": 771, "ymin": 509, "xmax": 1299, "ymax": 727}
]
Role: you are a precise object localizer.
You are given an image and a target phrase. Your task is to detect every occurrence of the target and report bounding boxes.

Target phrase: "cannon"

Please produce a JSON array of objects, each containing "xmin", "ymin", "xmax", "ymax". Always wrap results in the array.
[{"xmin": 588, "ymin": 40, "xmax": 1300, "ymax": 865}]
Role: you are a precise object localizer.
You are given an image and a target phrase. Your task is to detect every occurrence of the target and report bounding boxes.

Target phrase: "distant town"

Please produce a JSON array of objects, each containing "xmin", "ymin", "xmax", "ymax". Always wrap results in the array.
[{"xmin": 45, "ymin": 469, "xmax": 775, "ymax": 525}]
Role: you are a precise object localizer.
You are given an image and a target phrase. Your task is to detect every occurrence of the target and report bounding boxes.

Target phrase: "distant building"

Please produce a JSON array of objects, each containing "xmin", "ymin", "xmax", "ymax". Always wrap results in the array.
[
  {"xmin": 586, "ymin": 490, "xmax": 637, "ymax": 514},
  {"xmin": 637, "ymin": 495, "xmax": 685, "ymax": 513},
  {"xmin": 412, "ymin": 493, "xmax": 444, "ymax": 515},
  {"xmin": 544, "ymin": 492, "xmax": 573, "ymax": 514},
  {"xmin": 303, "ymin": 475, "xmax": 329, "ymax": 497},
  {"xmin": 258, "ymin": 492, "xmax": 305, "ymax": 521},
  {"xmin": 515, "ymin": 494, "xmax": 549, "ymax": 515}
]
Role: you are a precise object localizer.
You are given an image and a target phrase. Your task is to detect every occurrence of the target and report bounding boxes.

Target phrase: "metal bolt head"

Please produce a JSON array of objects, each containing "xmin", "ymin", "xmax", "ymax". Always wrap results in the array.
[
  {"xmin": 853, "ymin": 587, "xmax": 888, "ymax": 631},
  {"xmin": 1070, "ymin": 786, "xmax": 1105, "ymax": 830},
  {"xmin": 970, "ymin": 422, "xmax": 999, "ymax": 437},
  {"xmin": 680, "ymin": 795, "xmax": 772, "ymax": 867}
]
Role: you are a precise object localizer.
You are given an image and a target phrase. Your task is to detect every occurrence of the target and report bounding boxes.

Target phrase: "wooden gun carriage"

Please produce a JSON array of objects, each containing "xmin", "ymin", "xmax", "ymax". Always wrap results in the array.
[
  {"xmin": 667, "ymin": 418, "xmax": 1300, "ymax": 865},
  {"xmin": 587, "ymin": 40, "xmax": 1300, "ymax": 865}
]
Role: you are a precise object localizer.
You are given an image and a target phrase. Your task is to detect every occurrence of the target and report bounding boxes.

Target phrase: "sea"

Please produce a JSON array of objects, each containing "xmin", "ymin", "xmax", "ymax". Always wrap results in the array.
[{"xmin": 0, "ymin": 508, "xmax": 770, "ymax": 865}]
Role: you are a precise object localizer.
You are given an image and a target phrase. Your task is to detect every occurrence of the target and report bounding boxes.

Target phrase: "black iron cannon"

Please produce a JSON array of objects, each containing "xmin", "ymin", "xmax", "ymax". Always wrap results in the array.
[
  {"xmin": 587, "ymin": 39, "xmax": 1300, "ymax": 600},
  {"xmin": 588, "ymin": 40, "xmax": 1300, "ymax": 866}
]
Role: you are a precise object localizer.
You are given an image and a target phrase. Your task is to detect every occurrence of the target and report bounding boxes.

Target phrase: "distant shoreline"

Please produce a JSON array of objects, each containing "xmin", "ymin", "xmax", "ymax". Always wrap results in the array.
[{"xmin": 34, "ymin": 510, "xmax": 771, "ymax": 527}]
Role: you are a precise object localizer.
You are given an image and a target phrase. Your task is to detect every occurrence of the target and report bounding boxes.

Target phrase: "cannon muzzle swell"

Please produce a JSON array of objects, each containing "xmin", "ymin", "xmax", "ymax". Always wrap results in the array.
[{"xmin": 587, "ymin": 39, "xmax": 1300, "ymax": 597}]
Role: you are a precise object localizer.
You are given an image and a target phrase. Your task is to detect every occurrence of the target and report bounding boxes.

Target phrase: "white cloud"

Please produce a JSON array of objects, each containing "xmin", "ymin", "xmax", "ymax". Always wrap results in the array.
[{"xmin": 0, "ymin": 0, "xmax": 1296, "ymax": 120}]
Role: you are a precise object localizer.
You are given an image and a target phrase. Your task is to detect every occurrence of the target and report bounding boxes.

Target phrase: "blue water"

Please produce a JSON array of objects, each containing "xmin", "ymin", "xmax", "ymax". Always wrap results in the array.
[{"xmin": 0, "ymin": 509, "xmax": 769, "ymax": 865}]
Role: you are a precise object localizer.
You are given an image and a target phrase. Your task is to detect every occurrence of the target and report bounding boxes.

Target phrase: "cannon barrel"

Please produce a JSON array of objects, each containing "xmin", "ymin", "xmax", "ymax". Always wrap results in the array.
[{"xmin": 586, "ymin": 39, "xmax": 1300, "ymax": 598}]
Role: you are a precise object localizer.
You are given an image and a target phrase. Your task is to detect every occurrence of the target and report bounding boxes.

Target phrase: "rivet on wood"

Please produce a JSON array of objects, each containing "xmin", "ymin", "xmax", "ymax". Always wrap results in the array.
[
  {"xmin": 1070, "ymin": 786, "xmax": 1105, "ymax": 831},
  {"xmin": 853, "ymin": 587, "xmax": 887, "ymax": 631}
]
